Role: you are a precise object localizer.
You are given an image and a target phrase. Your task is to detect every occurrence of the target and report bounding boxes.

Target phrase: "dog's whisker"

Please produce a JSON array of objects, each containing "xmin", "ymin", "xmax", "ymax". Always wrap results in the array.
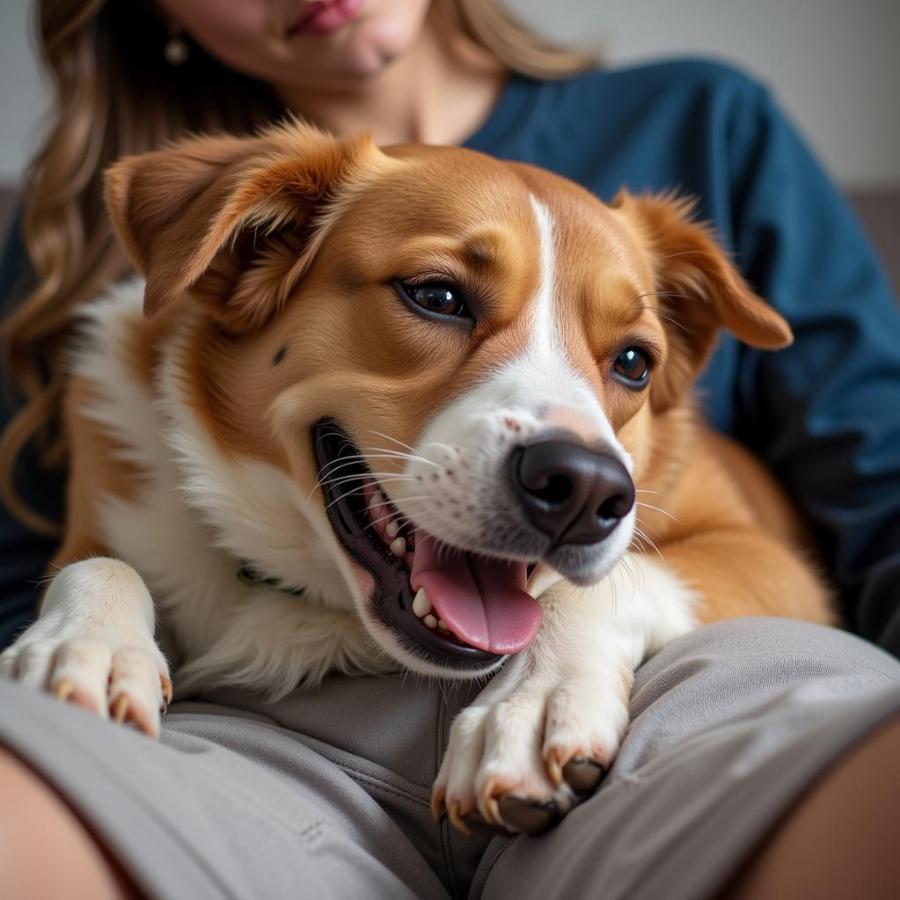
[
  {"xmin": 314, "ymin": 455, "xmax": 363, "ymax": 479},
  {"xmin": 308, "ymin": 454, "xmax": 372, "ymax": 493},
  {"xmin": 362, "ymin": 448, "xmax": 441, "ymax": 470},
  {"xmin": 636, "ymin": 501, "xmax": 679, "ymax": 523},
  {"xmin": 625, "ymin": 555, "xmax": 642, "ymax": 597},
  {"xmin": 308, "ymin": 456, "xmax": 417, "ymax": 498},
  {"xmin": 321, "ymin": 484, "xmax": 433, "ymax": 517},
  {"xmin": 367, "ymin": 430, "xmax": 420, "ymax": 455},
  {"xmin": 318, "ymin": 453, "xmax": 368, "ymax": 472},
  {"xmin": 307, "ymin": 464, "xmax": 364, "ymax": 498},
  {"xmin": 363, "ymin": 517, "xmax": 403, "ymax": 536},
  {"xmin": 318, "ymin": 467, "xmax": 406, "ymax": 484},
  {"xmin": 317, "ymin": 453, "xmax": 397, "ymax": 478},
  {"xmin": 322, "ymin": 484, "xmax": 371, "ymax": 514},
  {"xmin": 632, "ymin": 527, "xmax": 667, "ymax": 568},
  {"xmin": 363, "ymin": 507, "xmax": 419, "ymax": 533},
  {"xmin": 319, "ymin": 473, "xmax": 416, "ymax": 491}
]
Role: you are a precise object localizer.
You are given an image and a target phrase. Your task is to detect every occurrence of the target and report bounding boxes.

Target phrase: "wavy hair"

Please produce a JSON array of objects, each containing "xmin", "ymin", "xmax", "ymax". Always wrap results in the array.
[{"xmin": 0, "ymin": 0, "xmax": 592, "ymax": 534}]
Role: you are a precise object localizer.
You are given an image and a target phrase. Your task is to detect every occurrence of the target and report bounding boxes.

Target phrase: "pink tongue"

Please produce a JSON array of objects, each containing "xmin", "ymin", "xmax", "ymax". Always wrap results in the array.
[{"xmin": 409, "ymin": 534, "xmax": 541, "ymax": 654}]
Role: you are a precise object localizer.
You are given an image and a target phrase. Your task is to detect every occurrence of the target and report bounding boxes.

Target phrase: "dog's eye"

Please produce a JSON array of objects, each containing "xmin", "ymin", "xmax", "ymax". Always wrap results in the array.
[
  {"xmin": 612, "ymin": 347, "xmax": 651, "ymax": 388},
  {"xmin": 396, "ymin": 281, "xmax": 469, "ymax": 319}
]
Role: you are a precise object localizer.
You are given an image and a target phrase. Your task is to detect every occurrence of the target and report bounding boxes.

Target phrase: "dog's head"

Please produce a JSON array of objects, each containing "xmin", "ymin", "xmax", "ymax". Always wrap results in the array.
[{"xmin": 105, "ymin": 122, "xmax": 790, "ymax": 678}]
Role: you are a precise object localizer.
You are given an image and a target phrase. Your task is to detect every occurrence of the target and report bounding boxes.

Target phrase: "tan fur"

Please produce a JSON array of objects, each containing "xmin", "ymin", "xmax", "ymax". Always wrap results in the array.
[
  {"xmin": 55, "ymin": 122, "xmax": 830, "ymax": 645},
  {"xmin": 637, "ymin": 415, "xmax": 832, "ymax": 624}
]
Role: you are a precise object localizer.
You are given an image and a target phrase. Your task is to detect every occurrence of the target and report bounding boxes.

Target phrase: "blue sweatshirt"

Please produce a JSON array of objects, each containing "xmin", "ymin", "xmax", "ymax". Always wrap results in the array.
[{"xmin": 1, "ymin": 59, "xmax": 899, "ymax": 653}]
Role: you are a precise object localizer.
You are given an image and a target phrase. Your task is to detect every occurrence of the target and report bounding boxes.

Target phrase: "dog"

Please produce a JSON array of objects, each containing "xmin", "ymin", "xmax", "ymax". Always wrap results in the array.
[{"xmin": 0, "ymin": 122, "xmax": 832, "ymax": 835}]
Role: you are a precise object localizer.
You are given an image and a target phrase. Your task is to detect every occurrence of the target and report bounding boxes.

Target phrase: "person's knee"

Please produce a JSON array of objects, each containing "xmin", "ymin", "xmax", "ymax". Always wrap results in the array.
[
  {"xmin": 625, "ymin": 617, "xmax": 900, "ymax": 761},
  {"xmin": 0, "ymin": 746, "xmax": 137, "ymax": 900},
  {"xmin": 638, "ymin": 617, "xmax": 899, "ymax": 694}
]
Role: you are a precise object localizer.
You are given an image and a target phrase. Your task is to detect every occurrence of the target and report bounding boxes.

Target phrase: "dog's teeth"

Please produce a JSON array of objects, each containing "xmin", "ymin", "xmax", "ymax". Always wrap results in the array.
[
  {"xmin": 386, "ymin": 520, "xmax": 400, "ymax": 539},
  {"xmin": 437, "ymin": 618, "xmax": 447, "ymax": 630},
  {"xmin": 412, "ymin": 589, "xmax": 431, "ymax": 618},
  {"xmin": 389, "ymin": 536, "xmax": 407, "ymax": 557},
  {"xmin": 424, "ymin": 614, "xmax": 437, "ymax": 629}
]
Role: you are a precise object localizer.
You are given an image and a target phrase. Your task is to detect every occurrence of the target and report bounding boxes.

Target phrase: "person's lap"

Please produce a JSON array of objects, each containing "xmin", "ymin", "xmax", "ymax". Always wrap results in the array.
[{"xmin": 1, "ymin": 617, "xmax": 898, "ymax": 900}]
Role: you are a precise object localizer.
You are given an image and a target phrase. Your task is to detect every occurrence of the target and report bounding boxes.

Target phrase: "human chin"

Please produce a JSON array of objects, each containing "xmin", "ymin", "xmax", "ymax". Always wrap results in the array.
[
  {"xmin": 292, "ymin": 0, "xmax": 431, "ymax": 79},
  {"xmin": 347, "ymin": 0, "xmax": 430, "ymax": 72}
]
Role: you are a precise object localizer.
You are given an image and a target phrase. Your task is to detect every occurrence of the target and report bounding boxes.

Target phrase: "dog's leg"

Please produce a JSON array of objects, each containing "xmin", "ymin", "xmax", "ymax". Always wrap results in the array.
[
  {"xmin": 0, "ymin": 558, "xmax": 170, "ymax": 736},
  {"xmin": 433, "ymin": 552, "xmax": 696, "ymax": 835}
]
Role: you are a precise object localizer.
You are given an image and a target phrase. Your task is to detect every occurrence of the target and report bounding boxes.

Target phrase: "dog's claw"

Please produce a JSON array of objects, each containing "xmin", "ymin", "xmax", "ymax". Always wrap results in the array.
[
  {"xmin": 447, "ymin": 800, "xmax": 472, "ymax": 836},
  {"xmin": 547, "ymin": 756, "xmax": 564, "ymax": 786},
  {"xmin": 53, "ymin": 679, "xmax": 74, "ymax": 702},
  {"xmin": 111, "ymin": 694, "xmax": 130, "ymax": 723},
  {"xmin": 160, "ymin": 675, "xmax": 173, "ymax": 713},
  {"xmin": 496, "ymin": 796, "xmax": 560, "ymax": 835},
  {"xmin": 485, "ymin": 795, "xmax": 503, "ymax": 829},
  {"xmin": 562, "ymin": 758, "xmax": 606, "ymax": 794},
  {"xmin": 430, "ymin": 787, "xmax": 446, "ymax": 821}
]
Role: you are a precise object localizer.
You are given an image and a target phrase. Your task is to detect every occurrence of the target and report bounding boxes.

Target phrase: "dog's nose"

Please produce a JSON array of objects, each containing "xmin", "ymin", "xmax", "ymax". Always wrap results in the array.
[{"xmin": 509, "ymin": 440, "xmax": 635, "ymax": 545}]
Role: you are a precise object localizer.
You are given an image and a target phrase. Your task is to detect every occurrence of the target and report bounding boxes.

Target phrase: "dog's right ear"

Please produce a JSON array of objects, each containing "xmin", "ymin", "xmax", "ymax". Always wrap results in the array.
[
  {"xmin": 104, "ymin": 122, "xmax": 389, "ymax": 329},
  {"xmin": 613, "ymin": 190, "xmax": 792, "ymax": 411}
]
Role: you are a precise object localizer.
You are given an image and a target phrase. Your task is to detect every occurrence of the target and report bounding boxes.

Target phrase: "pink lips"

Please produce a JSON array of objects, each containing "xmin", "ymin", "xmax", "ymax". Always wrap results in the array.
[{"xmin": 289, "ymin": 0, "xmax": 364, "ymax": 36}]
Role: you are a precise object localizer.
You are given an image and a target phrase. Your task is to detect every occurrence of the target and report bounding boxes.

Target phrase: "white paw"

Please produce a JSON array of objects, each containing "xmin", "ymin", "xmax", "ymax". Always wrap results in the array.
[
  {"xmin": 433, "ymin": 669, "xmax": 631, "ymax": 835},
  {"xmin": 0, "ymin": 624, "xmax": 171, "ymax": 738}
]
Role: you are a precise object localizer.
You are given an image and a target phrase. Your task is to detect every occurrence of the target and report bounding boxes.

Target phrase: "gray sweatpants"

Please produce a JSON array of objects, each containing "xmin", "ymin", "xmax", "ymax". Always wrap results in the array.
[{"xmin": 1, "ymin": 618, "xmax": 899, "ymax": 900}]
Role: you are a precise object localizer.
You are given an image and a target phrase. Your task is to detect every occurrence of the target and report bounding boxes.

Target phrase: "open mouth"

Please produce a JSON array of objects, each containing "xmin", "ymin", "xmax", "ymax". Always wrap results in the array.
[{"xmin": 312, "ymin": 419, "xmax": 542, "ymax": 670}]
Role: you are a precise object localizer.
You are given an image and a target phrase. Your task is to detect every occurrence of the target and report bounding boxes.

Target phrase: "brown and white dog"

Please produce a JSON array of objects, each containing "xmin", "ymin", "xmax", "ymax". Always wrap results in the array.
[{"xmin": 0, "ymin": 122, "xmax": 832, "ymax": 835}]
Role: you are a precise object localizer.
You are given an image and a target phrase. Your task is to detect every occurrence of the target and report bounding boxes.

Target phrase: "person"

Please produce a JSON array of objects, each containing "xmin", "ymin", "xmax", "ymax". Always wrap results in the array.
[{"xmin": 1, "ymin": 2, "xmax": 899, "ymax": 898}]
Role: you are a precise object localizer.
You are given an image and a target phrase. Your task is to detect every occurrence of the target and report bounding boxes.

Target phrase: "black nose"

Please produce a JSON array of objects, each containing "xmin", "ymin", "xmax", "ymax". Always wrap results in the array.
[{"xmin": 508, "ymin": 439, "xmax": 635, "ymax": 546}]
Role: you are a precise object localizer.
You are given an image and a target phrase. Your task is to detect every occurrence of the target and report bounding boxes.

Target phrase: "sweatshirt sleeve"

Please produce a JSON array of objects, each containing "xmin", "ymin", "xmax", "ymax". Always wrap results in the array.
[
  {"xmin": 0, "ymin": 212, "xmax": 60, "ymax": 650},
  {"xmin": 728, "ymin": 86, "xmax": 900, "ymax": 655}
]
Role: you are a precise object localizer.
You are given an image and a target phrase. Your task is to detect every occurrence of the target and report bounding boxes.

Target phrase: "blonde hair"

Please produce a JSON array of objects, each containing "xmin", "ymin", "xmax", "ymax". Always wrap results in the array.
[{"xmin": 0, "ymin": 0, "xmax": 593, "ymax": 534}]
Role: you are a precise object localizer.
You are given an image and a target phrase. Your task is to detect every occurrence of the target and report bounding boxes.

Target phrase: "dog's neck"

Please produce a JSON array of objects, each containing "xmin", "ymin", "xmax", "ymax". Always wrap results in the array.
[{"xmin": 156, "ymin": 308, "xmax": 357, "ymax": 613}]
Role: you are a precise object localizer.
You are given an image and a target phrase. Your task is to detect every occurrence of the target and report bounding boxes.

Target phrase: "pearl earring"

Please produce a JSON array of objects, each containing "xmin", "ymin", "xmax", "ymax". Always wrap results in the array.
[{"xmin": 164, "ymin": 32, "xmax": 189, "ymax": 66}]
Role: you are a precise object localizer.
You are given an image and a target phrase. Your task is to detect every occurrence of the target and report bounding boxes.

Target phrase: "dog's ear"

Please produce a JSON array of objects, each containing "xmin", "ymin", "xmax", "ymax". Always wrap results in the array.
[
  {"xmin": 104, "ymin": 122, "xmax": 387, "ymax": 329},
  {"xmin": 613, "ymin": 190, "xmax": 791, "ymax": 409}
]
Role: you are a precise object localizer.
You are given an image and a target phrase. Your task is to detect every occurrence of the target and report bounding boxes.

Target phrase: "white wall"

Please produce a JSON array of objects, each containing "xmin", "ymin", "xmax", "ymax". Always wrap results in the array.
[
  {"xmin": 0, "ymin": 0, "xmax": 897, "ymax": 186},
  {"xmin": 0, "ymin": 3, "xmax": 47, "ymax": 185},
  {"xmin": 510, "ymin": 0, "xmax": 900, "ymax": 187}
]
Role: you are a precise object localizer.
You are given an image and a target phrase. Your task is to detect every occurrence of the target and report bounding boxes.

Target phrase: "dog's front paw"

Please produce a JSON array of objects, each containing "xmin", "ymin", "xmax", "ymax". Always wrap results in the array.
[
  {"xmin": 0, "ymin": 627, "xmax": 171, "ymax": 737},
  {"xmin": 433, "ymin": 672, "xmax": 629, "ymax": 836}
]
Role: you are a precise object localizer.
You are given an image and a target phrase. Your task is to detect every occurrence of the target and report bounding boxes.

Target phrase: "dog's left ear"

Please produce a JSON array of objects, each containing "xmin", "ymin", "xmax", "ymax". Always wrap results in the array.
[
  {"xmin": 105, "ymin": 121, "xmax": 390, "ymax": 330},
  {"xmin": 613, "ymin": 190, "xmax": 791, "ymax": 410}
]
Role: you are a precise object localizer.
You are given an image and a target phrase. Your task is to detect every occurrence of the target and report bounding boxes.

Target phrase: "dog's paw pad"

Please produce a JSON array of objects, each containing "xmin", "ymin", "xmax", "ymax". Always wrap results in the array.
[
  {"xmin": 496, "ymin": 795, "xmax": 562, "ymax": 835},
  {"xmin": 459, "ymin": 810, "xmax": 500, "ymax": 835},
  {"xmin": 561, "ymin": 757, "xmax": 606, "ymax": 794},
  {"xmin": 545, "ymin": 745, "xmax": 610, "ymax": 794}
]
